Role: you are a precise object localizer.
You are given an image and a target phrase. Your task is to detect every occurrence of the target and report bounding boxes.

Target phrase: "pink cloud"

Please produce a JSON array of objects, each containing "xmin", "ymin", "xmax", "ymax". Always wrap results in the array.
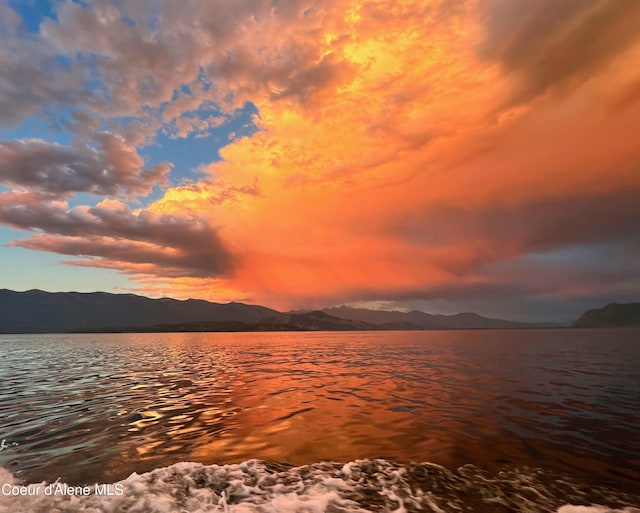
[
  {"xmin": 0, "ymin": 134, "xmax": 170, "ymax": 198},
  {"xmin": 1, "ymin": 194, "xmax": 233, "ymax": 278}
]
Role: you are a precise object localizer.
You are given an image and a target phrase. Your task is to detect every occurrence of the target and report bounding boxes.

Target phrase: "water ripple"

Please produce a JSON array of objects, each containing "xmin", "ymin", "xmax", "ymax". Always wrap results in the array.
[{"xmin": 0, "ymin": 329, "xmax": 638, "ymax": 494}]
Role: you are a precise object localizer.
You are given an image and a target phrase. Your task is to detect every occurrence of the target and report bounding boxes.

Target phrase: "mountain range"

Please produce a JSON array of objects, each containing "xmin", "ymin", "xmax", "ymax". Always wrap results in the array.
[
  {"xmin": 0, "ymin": 289, "xmax": 277, "ymax": 333},
  {"xmin": 322, "ymin": 306, "xmax": 555, "ymax": 330},
  {"xmin": 122, "ymin": 311, "xmax": 417, "ymax": 333},
  {"xmin": 1, "ymin": 289, "xmax": 636, "ymax": 333}
]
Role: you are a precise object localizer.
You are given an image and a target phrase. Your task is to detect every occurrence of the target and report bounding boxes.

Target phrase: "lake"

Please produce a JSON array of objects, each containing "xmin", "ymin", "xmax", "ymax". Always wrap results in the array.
[{"xmin": 0, "ymin": 329, "xmax": 638, "ymax": 512}]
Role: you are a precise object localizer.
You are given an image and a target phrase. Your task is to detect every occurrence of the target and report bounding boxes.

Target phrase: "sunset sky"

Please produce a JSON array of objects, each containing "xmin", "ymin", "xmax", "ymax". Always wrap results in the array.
[{"xmin": 1, "ymin": 0, "xmax": 639, "ymax": 322}]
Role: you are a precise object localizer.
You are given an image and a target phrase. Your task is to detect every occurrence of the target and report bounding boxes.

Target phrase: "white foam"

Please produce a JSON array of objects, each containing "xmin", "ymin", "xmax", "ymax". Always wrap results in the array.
[
  {"xmin": 0, "ymin": 461, "xmax": 367, "ymax": 513},
  {"xmin": 1, "ymin": 460, "xmax": 638, "ymax": 513}
]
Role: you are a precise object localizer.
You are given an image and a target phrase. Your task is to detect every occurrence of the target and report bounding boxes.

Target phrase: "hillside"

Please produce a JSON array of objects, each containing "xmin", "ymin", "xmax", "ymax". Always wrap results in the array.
[
  {"xmin": 0, "ymin": 289, "xmax": 278, "ymax": 333},
  {"xmin": 572, "ymin": 303, "xmax": 640, "ymax": 328}
]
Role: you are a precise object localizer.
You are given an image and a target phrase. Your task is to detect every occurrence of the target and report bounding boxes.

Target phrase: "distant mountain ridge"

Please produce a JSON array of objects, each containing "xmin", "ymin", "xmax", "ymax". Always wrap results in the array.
[
  {"xmin": 0, "ymin": 289, "xmax": 278, "ymax": 333},
  {"xmin": 572, "ymin": 303, "xmax": 640, "ymax": 328},
  {"xmin": 0, "ymin": 289, "xmax": 562, "ymax": 334},
  {"xmin": 323, "ymin": 306, "xmax": 558, "ymax": 330},
  {"xmin": 118, "ymin": 311, "xmax": 413, "ymax": 333}
]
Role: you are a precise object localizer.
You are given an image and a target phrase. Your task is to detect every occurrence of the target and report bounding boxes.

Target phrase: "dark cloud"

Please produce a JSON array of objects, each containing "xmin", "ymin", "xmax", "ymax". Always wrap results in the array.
[
  {"xmin": 335, "ymin": 250, "xmax": 640, "ymax": 322},
  {"xmin": 0, "ymin": 134, "xmax": 170, "ymax": 198},
  {"xmin": 268, "ymin": 53, "xmax": 353, "ymax": 105},
  {"xmin": 0, "ymin": 193, "xmax": 233, "ymax": 278},
  {"xmin": 398, "ymin": 188, "xmax": 640, "ymax": 263},
  {"xmin": 16, "ymin": 234, "xmax": 227, "ymax": 279},
  {"xmin": 357, "ymin": 187, "xmax": 640, "ymax": 312},
  {"xmin": 479, "ymin": 0, "xmax": 640, "ymax": 108}
]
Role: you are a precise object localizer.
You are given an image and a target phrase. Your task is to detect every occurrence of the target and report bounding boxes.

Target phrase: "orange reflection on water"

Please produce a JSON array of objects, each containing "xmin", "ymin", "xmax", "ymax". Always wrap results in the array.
[{"xmin": 5, "ymin": 330, "xmax": 639, "ymax": 494}]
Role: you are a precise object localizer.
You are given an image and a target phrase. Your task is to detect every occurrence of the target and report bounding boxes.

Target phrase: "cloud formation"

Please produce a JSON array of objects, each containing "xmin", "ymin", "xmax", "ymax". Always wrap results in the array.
[
  {"xmin": 0, "ymin": 134, "xmax": 170, "ymax": 198},
  {"xmin": 478, "ymin": 0, "xmax": 640, "ymax": 109},
  {"xmin": 1, "ymin": 194, "xmax": 233, "ymax": 278},
  {"xmin": 1, "ymin": 0, "xmax": 639, "ymax": 318}
]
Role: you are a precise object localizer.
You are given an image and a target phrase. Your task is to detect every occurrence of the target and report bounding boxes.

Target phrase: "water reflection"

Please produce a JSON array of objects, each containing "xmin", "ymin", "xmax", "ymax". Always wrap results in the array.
[{"xmin": 0, "ymin": 330, "xmax": 638, "ymax": 493}]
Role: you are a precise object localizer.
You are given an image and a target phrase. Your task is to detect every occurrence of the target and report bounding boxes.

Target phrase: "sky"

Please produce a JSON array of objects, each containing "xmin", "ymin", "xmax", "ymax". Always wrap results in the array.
[{"xmin": 1, "ymin": 0, "xmax": 639, "ymax": 322}]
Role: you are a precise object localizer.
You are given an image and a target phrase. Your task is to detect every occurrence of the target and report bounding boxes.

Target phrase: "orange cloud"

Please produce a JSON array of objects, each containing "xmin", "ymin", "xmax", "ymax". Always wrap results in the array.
[
  {"xmin": 144, "ymin": 1, "xmax": 640, "ymax": 306},
  {"xmin": 122, "ymin": 0, "xmax": 640, "ymax": 309},
  {"xmin": 2, "ymin": 0, "xmax": 640, "ymax": 314}
]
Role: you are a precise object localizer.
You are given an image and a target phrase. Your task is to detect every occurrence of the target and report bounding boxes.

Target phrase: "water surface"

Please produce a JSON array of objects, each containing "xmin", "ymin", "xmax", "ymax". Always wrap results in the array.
[{"xmin": 0, "ymin": 329, "xmax": 638, "ymax": 502}]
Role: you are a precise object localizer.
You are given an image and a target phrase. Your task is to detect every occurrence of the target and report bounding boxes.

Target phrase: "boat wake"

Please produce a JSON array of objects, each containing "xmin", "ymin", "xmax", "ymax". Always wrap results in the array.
[{"xmin": 1, "ymin": 458, "xmax": 638, "ymax": 513}]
